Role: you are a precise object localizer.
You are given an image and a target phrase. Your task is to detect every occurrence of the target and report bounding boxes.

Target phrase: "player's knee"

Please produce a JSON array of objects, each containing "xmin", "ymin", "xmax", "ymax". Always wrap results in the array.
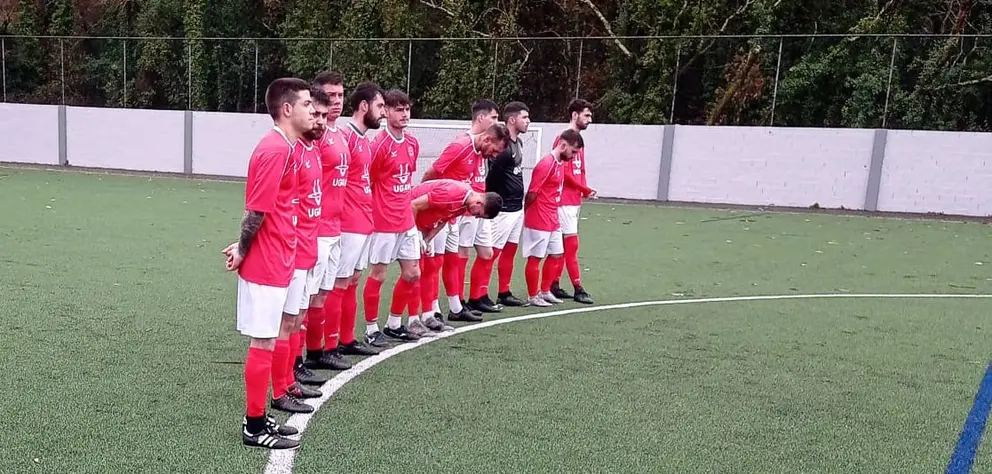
[
  {"xmin": 368, "ymin": 264, "xmax": 388, "ymax": 281},
  {"xmin": 401, "ymin": 267, "xmax": 421, "ymax": 283},
  {"xmin": 249, "ymin": 337, "xmax": 277, "ymax": 351},
  {"xmin": 458, "ymin": 247, "xmax": 471, "ymax": 258},
  {"xmin": 476, "ymin": 246, "xmax": 493, "ymax": 260}
]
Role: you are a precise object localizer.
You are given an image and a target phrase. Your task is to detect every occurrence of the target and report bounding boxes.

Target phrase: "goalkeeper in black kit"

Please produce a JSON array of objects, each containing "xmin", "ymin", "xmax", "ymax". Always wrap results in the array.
[{"xmin": 467, "ymin": 101, "xmax": 531, "ymax": 311}]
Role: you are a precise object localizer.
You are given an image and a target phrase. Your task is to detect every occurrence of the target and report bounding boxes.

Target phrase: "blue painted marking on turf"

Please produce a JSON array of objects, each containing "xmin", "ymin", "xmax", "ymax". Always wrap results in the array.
[{"xmin": 947, "ymin": 362, "xmax": 992, "ymax": 474}]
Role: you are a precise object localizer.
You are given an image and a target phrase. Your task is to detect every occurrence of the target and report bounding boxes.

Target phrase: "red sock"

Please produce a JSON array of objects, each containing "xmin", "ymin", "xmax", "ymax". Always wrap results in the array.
[
  {"xmin": 525, "ymin": 256, "xmax": 541, "ymax": 297},
  {"xmin": 564, "ymin": 235, "xmax": 581, "ymax": 286},
  {"xmin": 286, "ymin": 330, "xmax": 302, "ymax": 390},
  {"xmin": 323, "ymin": 288, "xmax": 344, "ymax": 349},
  {"xmin": 244, "ymin": 346, "xmax": 273, "ymax": 417},
  {"xmin": 442, "ymin": 252, "xmax": 461, "ymax": 297},
  {"xmin": 541, "ymin": 257, "xmax": 561, "ymax": 293},
  {"xmin": 271, "ymin": 338, "xmax": 291, "ymax": 399},
  {"xmin": 498, "ymin": 242, "xmax": 518, "ymax": 293},
  {"xmin": 420, "ymin": 257, "xmax": 436, "ymax": 313},
  {"xmin": 389, "ymin": 278, "xmax": 411, "ymax": 315},
  {"xmin": 431, "ymin": 255, "xmax": 444, "ymax": 303},
  {"xmin": 364, "ymin": 277, "xmax": 383, "ymax": 324},
  {"xmin": 339, "ymin": 283, "xmax": 358, "ymax": 344},
  {"xmin": 408, "ymin": 279, "xmax": 422, "ymax": 316},
  {"xmin": 469, "ymin": 255, "xmax": 494, "ymax": 300},
  {"xmin": 305, "ymin": 304, "xmax": 324, "ymax": 352},
  {"xmin": 457, "ymin": 255, "xmax": 469, "ymax": 300}
]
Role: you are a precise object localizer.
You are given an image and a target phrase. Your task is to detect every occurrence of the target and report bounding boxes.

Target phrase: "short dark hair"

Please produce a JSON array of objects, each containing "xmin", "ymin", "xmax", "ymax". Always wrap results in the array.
[
  {"xmin": 264, "ymin": 77, "xmax": 311, "ymax": 120},
  {"xmin": 349, "ymin": 82, "xmax": 384, "ymax": 112},
  {"xmin": 310, "ymin": 87, "xmax": 330, "ymax": 107},
  {"xmin": 383, "ymin": 89, "xmax": 411, "ymax": 108},
  {"xmin": 567, "ymin": 98, "xmax": 593, "ymax": 117},
  {"xmin": 483, "ymin": 192, "xmax": 503, "ymax": 219},
  {"xmin": 472, "ymin": 99, "xmax": 499, "ymax": 119},
  {"xmin": 558, "ymin": 129, "xmax": 584, "ymax": 148},
  {"xmin": 313, "ymin": 71, "xmax": 343, "ymax": 88},
  {"xmin": 484, "ymin": 123, "xmax": 510, "ymax": 147},
  {"xmin": 503, "ymin": 101, "xmax": 529, "ymax": 119}
]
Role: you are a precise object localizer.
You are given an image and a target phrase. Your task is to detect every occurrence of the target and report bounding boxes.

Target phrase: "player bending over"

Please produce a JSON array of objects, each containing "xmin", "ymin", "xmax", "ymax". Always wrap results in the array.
[
  {"xmin": 421, "ymin": 102, "xmax": 508, "ymax": 322},
  {"xmin": 476, "ymin": 101, "xmax": 530, "ymax": 309},
  {"xmin": 412, "ymin": 179, "xmax": 503, "ymax": 319},
  {"xmin": 223, "ymin": 77, "xmax": 314, "ymax": 450},
  {"xmin": 550, "ymin": 99, "xmax": 597, "ymax": 304},
  {"xmin": 363, "ymin": 89, "xmax": 429, "ymax": 341},
  {"xmin": 522, "ymin": 129, "xmax": 583, "ymax": 307}
]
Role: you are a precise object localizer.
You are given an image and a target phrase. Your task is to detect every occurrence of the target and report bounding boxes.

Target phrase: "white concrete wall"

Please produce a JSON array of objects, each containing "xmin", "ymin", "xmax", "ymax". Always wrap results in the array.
[{"xmin": 1, "ymin": 103, "xmax": 990, "ymax": 217}]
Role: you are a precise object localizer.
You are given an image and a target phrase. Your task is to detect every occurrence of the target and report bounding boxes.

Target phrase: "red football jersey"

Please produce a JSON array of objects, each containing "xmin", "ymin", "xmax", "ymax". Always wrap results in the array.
[
  {"xmin": 317, "ymin": 125, "xmax": 349, "ymax": 238},
  {"xmin": 369, "ymin": 129, "xmax": 419, "ymax": 233},
  {"xmin": 293, "ymin": 139, "xmax": 322, "ymax": 270},
  {"xmin": 238, "ymin": 127, "xmax": 298, "ymax": 287},
  {"xmin": 340, "ymin": 123, "xmax": 374, "ymax": 235},
  {"xmin": 411, "ymin": 179, "xmax": 472, "ymax": 233},
  {"xmin": 553, "ymin": 131, "xmax": 589, "ymax": 206},
  {"xmin": 430, "ymin": 133, "xmax": 478, "ymax": 185},
  {"xmin": 523, "ymin": 153, "xmax": 564, "ymax": 232}
]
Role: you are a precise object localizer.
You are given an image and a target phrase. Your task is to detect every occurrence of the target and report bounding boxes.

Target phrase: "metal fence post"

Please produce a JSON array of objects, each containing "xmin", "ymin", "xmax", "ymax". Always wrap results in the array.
[
  {"xmin": 491, "ymin": 40, "xmax": 498, "ymax": 98},
  {"xmin": 60, "ymin": 39, "xmax": 66, "ymax": 105},
  {"xmin": 770, "ymin": 38, "xmax": 783, "ymax": 125},
  {"xmin": 254, "ymin": 41, "xmax": 259, "ymax": 113},
  {"xmin": 882, "ymin": 37, "xmax": 897, "ymax": 128},
  {"xmin": 407, "ymin": 40, "xmax": 413, "ymax": 93},
  {"xmin": 329, "ymin": 42, "xmax": 333, "ymax": 69},
  {"xmin": 575, "ymin": 39, "xmax": 583, "ymax": 99},
  {"xmin": 1, "ymin": 37, "xmax": 6, "ymax": 102},
  {"xmin": 122, "ymin": 39, "xmax": 127, "ymax": 107},
  {"xmin": 187, "ymin": 41, "xmax": 192, "ymax": 110},
  {"xmin": 669, "ymin": 42, "xmax": 680, "ymax": 124}
]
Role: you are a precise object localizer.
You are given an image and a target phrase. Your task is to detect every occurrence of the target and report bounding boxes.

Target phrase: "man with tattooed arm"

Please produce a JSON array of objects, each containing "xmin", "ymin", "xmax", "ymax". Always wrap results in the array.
[{"xmin": 221, "ymin": 77, "xmax": 315, "ymax": 451}]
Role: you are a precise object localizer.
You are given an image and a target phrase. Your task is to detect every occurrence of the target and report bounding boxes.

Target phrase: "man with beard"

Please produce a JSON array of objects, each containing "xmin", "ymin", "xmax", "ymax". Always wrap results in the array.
[
  {"xmin": 268, "ymin": 87, "xmax": 330, "ymax": 414},
  {"xmin": 548, "ymin": 99, "xmax": 597, "ymax": 305},
  {"xmin": 336, "ymin": 82, "xmax": 389, "ymax": 349}
]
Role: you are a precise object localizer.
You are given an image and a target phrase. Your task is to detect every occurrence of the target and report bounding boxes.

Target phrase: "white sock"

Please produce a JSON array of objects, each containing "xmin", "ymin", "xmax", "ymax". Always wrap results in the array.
[
  {"xmin": 431, "ymin": 299, "xmax": 440, "ymax": 313},
  {"xmin": 409, "ymin": 315, "xmax": 421, "ymax": 325},
  {"xmin": 366, "ymin": 322, "xmax": 379, "ymax": 335},
  {"xmin": 422, "ymin": 311, "xmax": 434, "ymax": 321},
  {"xmin": 448, "ymin": 296, "xmax": 463, "ymax": 313},
  {"xmin": 386, "ymin": 315, "xmax": 402, "ymax": 330}
]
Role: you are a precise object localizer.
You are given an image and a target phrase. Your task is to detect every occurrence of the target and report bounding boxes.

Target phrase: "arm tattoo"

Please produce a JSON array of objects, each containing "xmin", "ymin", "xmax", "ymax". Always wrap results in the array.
[{"xmin": 238, "ymin": 210, "xmax": 265, "ymax": 257}]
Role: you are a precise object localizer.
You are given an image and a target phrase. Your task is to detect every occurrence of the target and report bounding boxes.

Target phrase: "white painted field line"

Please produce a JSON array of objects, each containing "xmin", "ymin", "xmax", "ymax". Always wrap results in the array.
[{"xmin": 263, "ymin": 292, "xmax": 992, "ymax": 474}]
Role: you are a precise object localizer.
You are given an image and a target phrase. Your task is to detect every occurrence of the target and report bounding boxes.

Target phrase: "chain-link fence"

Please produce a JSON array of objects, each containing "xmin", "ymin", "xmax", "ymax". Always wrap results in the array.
[{"xmin": 1, "ymin": 35, "xmax": 989, "ymax": 129}]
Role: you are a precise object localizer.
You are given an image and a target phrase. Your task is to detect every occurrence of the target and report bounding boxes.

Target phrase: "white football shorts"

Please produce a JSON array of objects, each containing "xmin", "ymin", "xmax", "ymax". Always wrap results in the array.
[
  {"xmin": 491, "ymin": 209, "xmax": 523, "ymax": 249},
  {"xmin": 521, "ymin": 227, "xmax": 564, "ymax": 259},
  {"xmin": 369, "ymin": 227, "xmax": 422, "ymax": 264},
  {"xmin": 318, "ymin": 235, "xmax": 342, "ymax": 290},
  {"xmin": 558, "ymin": 205, "xmax": 581, "ymax": 235},
  {"xmin": 337, "ymin": 232, "xmax": 371, "ymax": 278},
  {"xmin": 282, "ymin": 269, "xmax": 309, "ymax": 316},
  {"xmin": 236, "ymin": 277, "xmax": 290, "ymax": 339}
]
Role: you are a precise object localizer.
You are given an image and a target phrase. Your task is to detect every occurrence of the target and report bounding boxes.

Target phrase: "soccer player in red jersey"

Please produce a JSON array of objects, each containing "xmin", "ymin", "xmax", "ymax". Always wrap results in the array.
[
  {"xmin": 550, "ymin": 99, "xmax": 597, "ymax": 304},
  {"xmin": 412, "ymin": 180, "xmax": 503, "ymax": 323},
  {"xmin": 301, "ymin": 72, "xmax": 379, "ymax": 377},
  {"xmin": 337, "ymin": 82, "xmax": 388, "ymax": 349},
  {"xmin": 421, "ymin": 101, "xmax": 507, "ymax": 323},
  {"xmin": 363, "ymin": 89, "xmax": 428, "ymax": 341},
  {"xmin": 521, "ymin": 129, "xmax": 584, "ymax": 307},
  {"xmin": 221, "ymin": 78, "xmax": 314, "ymax": 450}
]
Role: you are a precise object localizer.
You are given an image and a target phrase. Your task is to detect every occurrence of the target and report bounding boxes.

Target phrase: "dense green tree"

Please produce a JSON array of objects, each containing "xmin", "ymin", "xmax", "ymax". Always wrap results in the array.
[{"xmin": 0, "ymin": 0, "xmax": 988, "ymax": 131}]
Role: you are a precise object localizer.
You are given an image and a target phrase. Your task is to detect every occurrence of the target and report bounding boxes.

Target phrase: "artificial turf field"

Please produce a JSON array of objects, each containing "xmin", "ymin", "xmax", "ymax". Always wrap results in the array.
[{"xmin": 1, "ymin": 166, "xmax": 991, "ymax": 474}]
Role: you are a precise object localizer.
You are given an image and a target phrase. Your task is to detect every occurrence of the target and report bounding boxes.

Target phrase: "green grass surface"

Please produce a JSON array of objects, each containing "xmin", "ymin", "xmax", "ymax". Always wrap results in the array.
[{"xmin": 1, "ymin": 167, "xmax": 990, "ymax": 474}]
